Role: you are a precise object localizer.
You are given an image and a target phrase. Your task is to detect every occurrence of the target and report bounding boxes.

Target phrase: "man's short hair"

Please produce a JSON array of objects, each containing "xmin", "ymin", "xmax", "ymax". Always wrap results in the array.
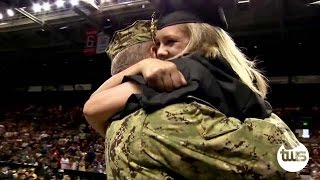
[{"xmin": 111, "ymin": 41, "xmax": 153, "ymax": 75}]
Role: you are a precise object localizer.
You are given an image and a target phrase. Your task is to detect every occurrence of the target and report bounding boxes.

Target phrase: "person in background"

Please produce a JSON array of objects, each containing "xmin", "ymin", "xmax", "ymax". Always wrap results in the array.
[
  {"xmin": 78, "ymin": 156, "xmax": 86, "ymax": 172},
  {"xmin": 70, "ymin": 157, "xmax": 79, "ymax": 171},
  {"xmin": 60, "ymin": 154, "xmax": 70, "ymax": 170}
]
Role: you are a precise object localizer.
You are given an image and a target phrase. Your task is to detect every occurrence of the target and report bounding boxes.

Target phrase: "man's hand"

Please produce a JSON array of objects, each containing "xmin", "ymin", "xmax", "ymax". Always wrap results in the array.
[{"xmin": 137, "ymin": 58, "xmax": 187, "ymax": 92}]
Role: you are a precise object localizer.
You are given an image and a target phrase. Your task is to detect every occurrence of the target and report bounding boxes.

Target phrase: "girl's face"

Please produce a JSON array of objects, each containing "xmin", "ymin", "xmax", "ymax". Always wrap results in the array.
[{"xmin": 154, "ymin": 24, "xmax": 190, "ymax": 60}]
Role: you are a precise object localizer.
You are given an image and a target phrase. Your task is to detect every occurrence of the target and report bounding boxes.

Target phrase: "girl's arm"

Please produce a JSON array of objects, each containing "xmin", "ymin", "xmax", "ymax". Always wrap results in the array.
[
  {"xmin": 90, "ymin": 61, "xmax": 144, "ymax": 98},
  {"xmin": 83, "ymin": 82, "xmax": 142, "ymax": 137}
]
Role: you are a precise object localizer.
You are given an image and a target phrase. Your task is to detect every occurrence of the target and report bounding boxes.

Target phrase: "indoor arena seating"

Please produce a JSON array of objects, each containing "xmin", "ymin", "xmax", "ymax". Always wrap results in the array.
[
  {"xmin": 0, "ymin": 104, "xmax": 105, "ymax": 179},
  {"xmin": 0, "ymin": 104, "xmax": 319, "ymax": 179}
]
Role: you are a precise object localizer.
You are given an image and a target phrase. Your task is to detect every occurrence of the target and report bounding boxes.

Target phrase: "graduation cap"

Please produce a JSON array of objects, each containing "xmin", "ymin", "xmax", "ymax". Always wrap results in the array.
[{"xmin": 149, "ymin": 0, "xmax": 236, "ymax": 30}]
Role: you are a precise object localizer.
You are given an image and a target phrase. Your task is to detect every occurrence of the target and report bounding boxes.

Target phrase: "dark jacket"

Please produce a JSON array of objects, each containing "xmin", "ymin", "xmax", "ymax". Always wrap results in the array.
[{"xmin": 113, "ymin": 52, "xmax": 272, "ymax": 121}]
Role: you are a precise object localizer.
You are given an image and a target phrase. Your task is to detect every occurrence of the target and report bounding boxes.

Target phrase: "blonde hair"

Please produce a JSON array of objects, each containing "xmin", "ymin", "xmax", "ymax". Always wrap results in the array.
[{"xmin": 182, "ymin": 23, "xmax": 268, "ymax": 98}]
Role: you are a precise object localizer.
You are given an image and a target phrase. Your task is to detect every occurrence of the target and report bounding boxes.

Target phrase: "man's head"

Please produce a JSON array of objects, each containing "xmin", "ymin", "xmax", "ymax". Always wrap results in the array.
[{"xmin": 106, "ymin": 20, "xmax": 154, "ymax": 76}]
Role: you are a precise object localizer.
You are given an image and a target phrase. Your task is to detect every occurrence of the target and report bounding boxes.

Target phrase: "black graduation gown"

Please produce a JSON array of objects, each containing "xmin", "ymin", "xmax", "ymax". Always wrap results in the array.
[{"xmin": 112, "ymin": 52, "xmax": 272, "ymax": 121}]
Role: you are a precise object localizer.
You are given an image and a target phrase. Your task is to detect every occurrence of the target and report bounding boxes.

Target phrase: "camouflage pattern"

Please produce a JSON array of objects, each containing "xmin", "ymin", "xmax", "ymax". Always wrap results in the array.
[
  {"xmin": 106, "ymin": 20, "xmax": 152, "ymax": 60},
  {"xmin": 105, "ymin": 101, "xmax": 299, "ymax": 179}
]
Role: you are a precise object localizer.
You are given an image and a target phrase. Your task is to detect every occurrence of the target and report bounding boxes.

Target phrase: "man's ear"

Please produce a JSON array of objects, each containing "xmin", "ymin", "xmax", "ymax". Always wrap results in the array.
[{"xmin": 150, "ymin": 45, "xmax": 158, "ymax": 58}]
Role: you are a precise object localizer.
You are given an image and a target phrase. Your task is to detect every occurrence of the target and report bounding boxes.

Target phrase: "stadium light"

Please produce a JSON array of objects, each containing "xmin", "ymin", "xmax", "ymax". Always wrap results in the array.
[
  {"xmin": 80, "ymin": 0, "xmax": 100, "ymax": 10},
  {"xmin": 56, "ymin": 0, "xmax": 65, "ymax": 8},
  {"xmin": 309, "ymin": 1, "xmax": 320, "ymax": 5},
  {"xmin": 238, "ymin": 0, "xmax": 250, "ymax": 4},
  {"xmin": 7, "ymin": 9, "xmax": 15, "ymax": 17},
  {"xmin": 0, "ymin": 13, "xmax": 3, "ymax": 20},
  {"xmin": 70, "ymin": 0, "xmax": 80, "ymax": 6},
  {"xmin": 43, "ymin": 2, "xmax": 51, "ymax": 11},
  {"xmin": 33, "ymin": 3, "xmax": 42, "ymax": 13}
]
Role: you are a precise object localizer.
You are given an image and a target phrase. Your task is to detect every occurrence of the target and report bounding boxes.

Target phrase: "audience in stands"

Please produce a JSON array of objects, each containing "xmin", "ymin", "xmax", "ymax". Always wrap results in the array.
[
  {"xmin": 0, "ymin": 104, "xmax": 105, "ymax": 179},
  {"xmin": 0, "ymin": 104, "xmax": 319, "ymax": 179}
]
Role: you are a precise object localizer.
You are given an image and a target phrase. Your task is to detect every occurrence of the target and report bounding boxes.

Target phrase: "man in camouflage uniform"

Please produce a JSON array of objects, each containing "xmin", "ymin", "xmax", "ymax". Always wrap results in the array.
[{"xmin": 105, "ymin": 21, "xmax": 299, "ymax": 179}]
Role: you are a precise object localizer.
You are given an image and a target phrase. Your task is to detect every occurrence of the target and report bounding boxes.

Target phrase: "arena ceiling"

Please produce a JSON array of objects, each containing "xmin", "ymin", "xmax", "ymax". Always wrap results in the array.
[
  {"xmin": 0, "ymin": 0, "xmax": 319, "ymax": 88},
  {"xmin": 0, "ymin": 0, "xmax": 319, "ymax": 53}
]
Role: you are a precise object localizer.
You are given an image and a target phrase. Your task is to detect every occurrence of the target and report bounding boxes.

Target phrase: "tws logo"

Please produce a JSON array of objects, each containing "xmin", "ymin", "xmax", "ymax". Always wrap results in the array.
[{"xmin": 277, "ymin": 143, "xmax": 309, "ymax": 172}]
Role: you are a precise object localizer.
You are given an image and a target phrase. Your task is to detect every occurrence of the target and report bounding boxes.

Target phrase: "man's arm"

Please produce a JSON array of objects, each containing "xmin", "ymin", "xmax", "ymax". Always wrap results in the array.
[{"xmin": 83, "ymin": 82, "xmax": 142, "ymax": 137}]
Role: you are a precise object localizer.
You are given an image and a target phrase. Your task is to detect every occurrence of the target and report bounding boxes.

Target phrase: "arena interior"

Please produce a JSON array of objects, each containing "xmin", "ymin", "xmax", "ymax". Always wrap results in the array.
[{"xmin": 0, "ymin": 0, "xmax": 320, "ymax": 179}]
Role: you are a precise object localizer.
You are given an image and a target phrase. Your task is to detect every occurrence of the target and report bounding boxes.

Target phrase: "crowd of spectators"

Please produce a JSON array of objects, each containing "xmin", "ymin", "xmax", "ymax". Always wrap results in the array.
[
  {"xmin": 0, "ymin": 103, "xmax": 319, "ymax": 179},
  {"xmin": 0, "ymin": 104, "xmax": 105, "ymax": 179}
]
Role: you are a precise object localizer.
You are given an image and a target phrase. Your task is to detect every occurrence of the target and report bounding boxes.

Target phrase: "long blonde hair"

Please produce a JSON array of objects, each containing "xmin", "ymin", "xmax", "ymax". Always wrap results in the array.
[{"xmin": 181, "ymin": 23, "xmax": 268, "ymax": 98}]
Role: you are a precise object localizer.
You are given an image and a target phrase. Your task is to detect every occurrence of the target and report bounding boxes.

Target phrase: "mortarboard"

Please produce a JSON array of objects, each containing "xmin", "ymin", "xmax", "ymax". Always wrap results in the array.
[{"xmin": 149, "ymin": 0, "xmax": 236, "ymax": 30}]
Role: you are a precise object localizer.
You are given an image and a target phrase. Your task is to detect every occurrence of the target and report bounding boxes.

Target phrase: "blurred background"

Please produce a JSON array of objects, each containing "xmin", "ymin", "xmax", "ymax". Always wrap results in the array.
[{"xmin": 0, "ymin": 0, "xmax": 319, "ymax": 179}]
